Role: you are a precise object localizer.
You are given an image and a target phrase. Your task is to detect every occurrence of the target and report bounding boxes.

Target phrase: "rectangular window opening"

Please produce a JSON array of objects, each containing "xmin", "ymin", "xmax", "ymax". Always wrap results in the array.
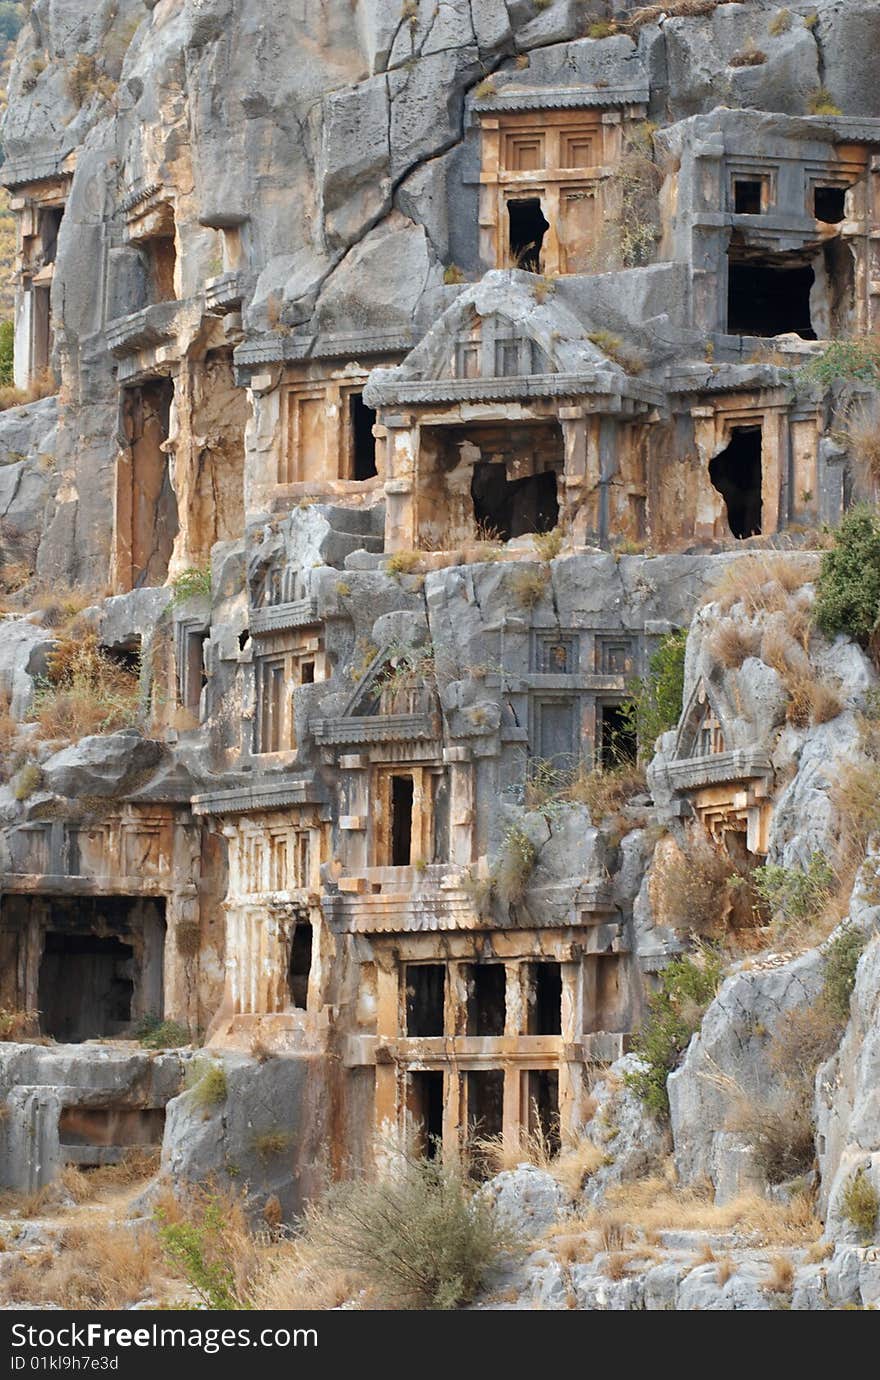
[
  {"xmin": 391, "ymin": 774, "xmax": 414, "ymax": 866},
  {"xmin": 599, "ymin": 702, "xmax": 638, "ymax": 769},
  {"xmin": 466, "ymin": 964, "xmax": 506, "ymax": 1037},
  {"xmin": 349, "ymin": 392, "xmax": 378, "ymax": 481},
  {"xmin": 405, "ymin": 963, "xmax": 445, "ymax": 1037},
  {"xmin": 526, "ymin": 961, "xmax": 562, "ymax": 1036},
  {"xmin": 733, "ymin": 179, "xmax": 763, "ymax": 215},
  {"xmin": 408, "ymin": 1070, "xmax": 444, "ymax": 1158}
]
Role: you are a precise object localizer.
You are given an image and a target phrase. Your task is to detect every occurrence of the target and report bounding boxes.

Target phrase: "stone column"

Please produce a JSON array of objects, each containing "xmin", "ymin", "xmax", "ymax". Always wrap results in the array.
[{"xmin": 381, "ymin": 413, "xmax": 417, "ymax": 551}]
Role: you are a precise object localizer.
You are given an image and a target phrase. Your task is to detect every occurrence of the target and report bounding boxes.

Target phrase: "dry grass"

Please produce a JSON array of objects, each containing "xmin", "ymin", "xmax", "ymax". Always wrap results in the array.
[
  {"xmin": 509, "ymin": 565, "xmax": 549, "ymax": 609},
  {"xmin": 764, "ymin": 1253, "xmax": 795, "ymax": 1294},
  {"xmin": 0, "ymin": 1217, "xmax": 164, "ymax": 1309},
  {"xmin": 29, "ymin": 633, "xmax": 141, "ymax": 741},
  {"xmin": 729, "ymin": 43, "xmax": 767, "ymax": 68},
  {"xmin": 547, "ymin": 1178, "xmax": 821, "ymax": 1247},
  {"xmin": 58, "ymin": 1149, "xmax": 161, "ymax": 1205},
  {"xmin": 706, "ymin": 554, "xmax": 820, "ymax": 616},
  {"xmin": 716, "ymin": 1255, "xmax": 736, "ymax": 1284},
  {"xmin": 758, "ymin": 625, "xmax": 843, "ymax": 727},
  {"xmin": 842, "ymin": 404, "xmax": 880, "ymax": 488},
  {"xmin": 475, "ymin": 1128, "xmax": 607, "ymax": 1197},
  {"xmin": 0, "ymin": 1006, "xmax": 40, "ymax": 1041},
  {"xmin": 650, "ymin": 832, "xmax": 754, "ymax": 936},
  {"xmin": 707, "ymin": 619, "xmax": 760, "ymax": 669},
  {"xmin": 248, "ymin": 1238, "xmax": 360, "ymax": 1311},
  {"xmin": 0, "ymin": 369, "xmax": 56, "ymax": 413}
]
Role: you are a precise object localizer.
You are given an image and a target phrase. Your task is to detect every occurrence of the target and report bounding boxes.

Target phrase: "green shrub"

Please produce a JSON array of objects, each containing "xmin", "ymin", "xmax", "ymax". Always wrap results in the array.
[
  {"xmin": 620, "ymin": 628, "xmax": 687, "ymax": 761},
  {"xmin": 814, "ymin": 505, "xmax": 880, "ymax": 647},
  {"xmin": 301, "ymin": 1155, "xmax": 509, "ymax": 1309},
  {"xmin": 0, "ymin": 320, "xmax": 13, "ymax": 387},
  {"xmin": 800, "ymin": 338, "xmax": 880, "ymax": 387},
  {"xmin": 250, "ymin": 1129, "xmax": 293, "ymax": 1162},
  {"xmin": 186, "ymin": 1060, "xmax": 228, "ymax": 1109},
  {"xmin": 156, "ymin": 1197, "xmax": 242, "ymax": 1310},
  {"xmin": 823, "ymin": 925, "xmax": 868, "ymax": 1021},
  {"xmin": 135, "ymin": 1014, "xmax": 192, "ymax": 1049},
  {"xmin": 753, "ymin": 853, "xmax": 836, "ymax": 928},
  {"xmin": 841, "ymin": 1168, "xmax": 879, "ymax": 1241},
  {"xmin": 625, "ymin": 950, "xmax": 723, "ymax": 1119},
  {"xmin": 170, "ymin": 565, "xmax": 212, "ymax": 606}
]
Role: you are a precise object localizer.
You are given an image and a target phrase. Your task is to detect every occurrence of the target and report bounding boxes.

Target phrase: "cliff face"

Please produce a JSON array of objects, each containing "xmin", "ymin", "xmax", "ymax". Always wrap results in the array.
[{"xmin": 1, "ymin": 0, "xmax": 880, "ymax": 1309}]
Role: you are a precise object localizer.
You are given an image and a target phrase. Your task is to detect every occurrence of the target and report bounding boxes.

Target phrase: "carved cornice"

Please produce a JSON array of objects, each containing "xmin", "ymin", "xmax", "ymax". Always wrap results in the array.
[
  {"xmin": 105, "ymin": 301, "xmax": 181, "ymax": 358},
  {"xmin": 234, "ymin": 329, "xmax": 413, "ymax": 371},
  {"xmin": 665, "ymin": 748, "xmax": 773, "ymax": 792},
  {"xmin": 365, "ymin": 372, "xmax": 662, "ymax": 409},
  {"xmin": 191, "ymin": 774, "xmax": 329, "ymax": 816},
  {"xmin": 0, "ymin": 152, "xmax": 73, "ymax": 190},
  {"xmin": 311, "ymin": 712, "xmax": 440, "ymax": 746},
  {"xmin": 473, "ymin": 86, "xmax": 649, "ymax": 114},
  {"xmin": 250, "ymin": 597, "xmax": 320, "ymax": 637}
]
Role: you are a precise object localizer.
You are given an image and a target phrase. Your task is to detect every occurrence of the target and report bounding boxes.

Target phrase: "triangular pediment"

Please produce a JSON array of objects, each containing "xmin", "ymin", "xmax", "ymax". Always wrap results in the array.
[
  {"xmin": 340, "ymin": 643, "xmax": 438, "ymax": 719},
  {"xmin": 674, "ymin": 680, "xmax": 728, "ymax": 761}
]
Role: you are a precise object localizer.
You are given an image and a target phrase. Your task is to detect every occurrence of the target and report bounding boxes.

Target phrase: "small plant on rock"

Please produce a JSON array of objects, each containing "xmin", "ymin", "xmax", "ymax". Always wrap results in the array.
[
  {"xmin": 841, "ymin": 1168, "xmax": 879, "ymax": 1241},
  {"xmin": 753, "ymin": 853, "xmax": 836, "ymax": 930},
  {"xmin": 619, "ymin": 628, "xmax": 687, "ymax": 761},
  {"xmin": 171, "ymin": 565, "xmax": 212, "ymax": 605},
  {"xmin": 625, "ymin": 949, "xmax": 723, "ymax": 1119},
  {"xmin": 823, "ymin": 924, "xmax": 868, "ymax": 1021}
]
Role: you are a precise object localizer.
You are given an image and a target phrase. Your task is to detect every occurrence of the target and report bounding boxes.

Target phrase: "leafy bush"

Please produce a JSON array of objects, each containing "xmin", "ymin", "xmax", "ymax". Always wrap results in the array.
[
  {"xmin": 801, "ymin": 338, "xmax": 880, "ymax": 387},
  {"xmin": 135, "ymin": 1014, "xmax": 191, "ymax": 1049},
  {"xmin": 651, "ymin": 833, "xmax": 751, "ymax": 935},
  {"xmin": 823, "ymin": 925, "xmax": 868, "ymax": 1021},
  {"xmin": 301, "ymin": 1154, "xmax": 509, "ymax": 1309},
  {"xmin": 620, "ymin": 628, "xmax": 687, "ymax": 760},
  {"xmin": 170, "ymin": 565, "xmax": 212, "ymax": 605},
  {"xmin": 625, "ymin": 951, "xmax": 723, "ymax": 1118},
  {"xmin": 841, "ymin": 1169, "xmax": 879, "ymax": 1241},
  {"xmin": 753, "ymin": 853, "xmax": 836, "ymax": 928},
  {"xmin": 157, "ymin": 1196, "xmax": 244, "ymax": 1310},
  {"xmin": 814, "ymin": 505, "xmax": 880, "ymax": 647},
  {"xmin": 0, "ymin": 320, "xmax": 13, "ymax": 387}
]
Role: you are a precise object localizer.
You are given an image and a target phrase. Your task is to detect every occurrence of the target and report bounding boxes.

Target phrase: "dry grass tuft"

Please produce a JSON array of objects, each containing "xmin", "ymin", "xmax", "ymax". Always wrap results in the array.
[
  {"xmin": 708, "ymin": 619, "xmax": 760, "ymax": 668},
  {"xmin": 707, "ymin": 554, "xmax": 819, "ymax": 616},
  {"xmin": 842, "ymin": 404, "xmax": 880, "ymax": 488},
  {"xmin": 475, "ymin": 1128, "xmax": 607, "ymax": 1197},
  {"xmin": 0, "ymin": 369, "xmax": 56, "ymax": 413},
  {"xmin": 547, "ymin": 1177, "xmax": 821, "ymax": 1247},
  {"xmin": 716, "ymin": 1255, "xmax": 736, "ymax": 1284},
  {"xmin": 0, "ymin": 1218, "xmax": 163, "ymax": 1309},
  {"xmin": 29, "ymin": 633, "xmax": 141, "ymax": 741},
  {"xmin": 509, "ymin": 564, "xmax": 550, "ymax": 609},
  {"xmin": 764, "ymin": 1253, "xmax": 795, "ymax": 1294}
]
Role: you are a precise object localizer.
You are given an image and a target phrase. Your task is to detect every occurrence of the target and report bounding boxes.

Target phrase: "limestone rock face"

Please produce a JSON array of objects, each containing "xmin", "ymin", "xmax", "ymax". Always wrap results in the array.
[{"xmin": 40, "ymin": 730, "xmax": 168, "ymax": 799}]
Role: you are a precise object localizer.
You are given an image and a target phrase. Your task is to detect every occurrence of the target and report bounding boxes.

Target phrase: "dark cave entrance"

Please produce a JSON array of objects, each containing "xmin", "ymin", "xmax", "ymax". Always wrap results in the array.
[
  {"xmin": 814, "ymin": 185, "xmax": 846, "ymax": 225},
  {"xmin": 507, "ymin": 197, "xmax": 549, "ymax": 272},
  {"xmin": 471, "ymin": 464, "xmax": 559, "ymax": 542},
  {"xmin": 525, "ymin": 961, "xmax": 562, "ymax": 1037},
  {"xmin": 408, "ymin": 1070, "xmax": 444, "ymax": 1158},
  {"xmin": 710, "ymin": 426, "xmax": 763, "ymax": 539},
  {"xmin": 727, "ymin": 253, "xmax": 816, "ymax": 339},
  {"xmin": 599, "ymin": 701, "xmax": 639, "ymax": 769}
]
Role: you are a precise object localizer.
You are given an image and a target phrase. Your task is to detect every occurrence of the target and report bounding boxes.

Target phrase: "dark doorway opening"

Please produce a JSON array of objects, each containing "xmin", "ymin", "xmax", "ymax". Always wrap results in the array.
[
  {"xmin": 525, "ymin": 1069, "xmax": 560, "ymax": 1154},
  {"xmin": 727, "ymin": 255, "xmax": 816, "ymax": 338},
  {"xmin": 508, "ymin": 198, "xmax": 549, "ymax": 272},
  {"xmin": 39, "ymin": 206, "xmax": 64, "ymax": 266},
  {"xmin": 405, "ymin": 963, "xmax": 445, "ymax": 1037},
  {"xmin": 709, "ymin": 425, "xmax": 763, "ymax": 539},
  {"xmin": 599, "ymin": 702, "xmax": 638, "ymax": 769},
  {"xmin": 527, "ymin": 962, "xmax": 562, "ymax": 1036},
  {"xmin": 733, "ymin": 180, "xmax": 763, "ymax": 215},
  {"xmin": 409, "ymin": 1070, "xmax": 444, "ymax": 1157},
  {"xmin": 466, "ymin": 964, "xmax": 506, "ymax": 1037},
  {"xmin": 350, "ymin": 393, "xmax": 378, "ymax": 480},
  {"xmin": 467, "ymin": 1069, "xmax": 505, "ymax": 1159},
  {"xmin": 390, "ymin": 774, "xmax": 414, "ymax": 866},
  {"xmin": 39, "ymin": 933, "xmax": 134, "ymax": 1042},
  {"xmin": 288, "ymin": 921, "xmax": 312, "ymax": 1009},
  {"xmin": 815, "ymin": 185, "xmax": 846, "ymax": 225},
  {"xmin": 471, "ymin": 463, "xmax": 559, "ymax": 542}
]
